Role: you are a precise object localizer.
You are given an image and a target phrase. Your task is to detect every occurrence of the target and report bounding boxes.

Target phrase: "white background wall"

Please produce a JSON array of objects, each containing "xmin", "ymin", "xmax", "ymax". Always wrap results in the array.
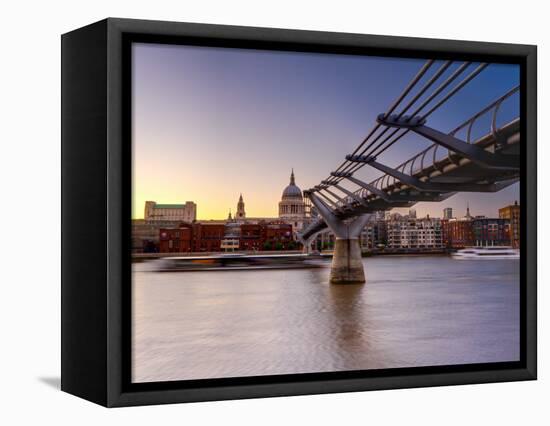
[{"xmin": 0, "ymin": 0, "xmax": 546, "ymax": 424}]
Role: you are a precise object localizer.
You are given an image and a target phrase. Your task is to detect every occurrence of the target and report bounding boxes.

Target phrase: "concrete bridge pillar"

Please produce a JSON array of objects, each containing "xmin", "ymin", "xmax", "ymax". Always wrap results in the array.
[
  {"xmin": 306, "ymin": 192, "xmax": 372, "ymax": 284},
  {"xmin": 330, "ymin": 237, "xmax": 365, "ymax": 284}
]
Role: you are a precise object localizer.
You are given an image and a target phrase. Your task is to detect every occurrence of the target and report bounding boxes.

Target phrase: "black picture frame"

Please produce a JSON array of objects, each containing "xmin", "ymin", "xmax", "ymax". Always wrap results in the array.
[{"xmin": 61, "ymin": 17, "xmax": 537, "ymax": 407}]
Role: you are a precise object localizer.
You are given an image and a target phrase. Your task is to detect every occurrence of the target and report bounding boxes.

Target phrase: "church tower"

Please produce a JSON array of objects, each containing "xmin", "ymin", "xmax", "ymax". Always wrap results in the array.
[{"xmin": 236, "ymin": 194, "xmax": 246, "ymax": 220}]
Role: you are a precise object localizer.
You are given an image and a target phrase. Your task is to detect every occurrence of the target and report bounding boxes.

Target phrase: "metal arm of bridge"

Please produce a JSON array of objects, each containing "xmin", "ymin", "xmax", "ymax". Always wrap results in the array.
[
  {"xmin": 306, "ymin": 191, "xmax": 371, "ymax": 239},
  {"xmin": 302, "ymin": 191, "xmax": 372, "ymax": 284},
  {"xmin": 376, "ymin": 114, "xmax": 520, "ymax": 171}
]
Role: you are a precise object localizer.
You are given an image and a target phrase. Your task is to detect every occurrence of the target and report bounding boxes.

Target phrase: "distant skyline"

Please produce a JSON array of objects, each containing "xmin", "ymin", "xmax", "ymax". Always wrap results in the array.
[{"xmin": 132, "ymin": 43, "xmax": 520, "ymax": 220}]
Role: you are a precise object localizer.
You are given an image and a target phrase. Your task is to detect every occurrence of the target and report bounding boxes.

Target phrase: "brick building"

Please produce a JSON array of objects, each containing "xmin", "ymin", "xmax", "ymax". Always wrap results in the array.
[
  {"xmin": 132, "ymin": 219, "xmax": 183, "ymax": 253},
  {"xmin": 157, "ymin": 221, "xmax": 294, "ymax": 253},
  {"xmin": 445, "ymin": 219, "xmax": 474, "ymax": 248},
  {"xmin": 445, "ymin": 217, "xmax": 511, "ymax": 248},
  {"xmin": 263, "ymin": 222, "xmax": 294, "ymax": 250},
  {"xmin": 159, "ymin": 223, "xmax": 194, "ymax": 253},
  {"xmin": 499, "ymin": 201, "xmax": 520, "ymax": 248},
  {"xmin": 239, "ymin": 224, "xmax": 263, "ymax": 251},
  {"xmin": 193, "ymin": 223, "xmax": 225, "ymax": 252},
  {"xmin": 472, "ymin": 218, "xmax": 510, "ymax": 246}
]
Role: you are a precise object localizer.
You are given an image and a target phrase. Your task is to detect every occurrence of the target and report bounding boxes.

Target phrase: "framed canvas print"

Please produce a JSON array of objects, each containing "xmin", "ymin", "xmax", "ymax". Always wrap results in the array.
[{"xmin": 61, "ymin": 18, "xmax": 537, "ymax": 407}]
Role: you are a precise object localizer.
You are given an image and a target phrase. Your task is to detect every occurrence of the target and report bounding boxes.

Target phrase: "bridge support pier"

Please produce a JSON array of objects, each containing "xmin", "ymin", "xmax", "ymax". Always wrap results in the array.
[
  {"xmin": 330, "ymin": 238, "xmax": 365, "ymax": 284},
  {"xmin": 306, "ymin": 192, "xmax": 372, "ymax": 284}
]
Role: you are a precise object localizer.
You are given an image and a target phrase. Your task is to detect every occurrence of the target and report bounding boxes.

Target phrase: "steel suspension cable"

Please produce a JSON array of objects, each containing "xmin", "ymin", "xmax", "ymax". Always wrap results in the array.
[
  {"xmin": 419, "ymin": 63, "xmax": 489, "ymax": 120},
  {"xmin": 315, "ymin": 61, "xmax": 489, "ymax": 204},
  {"xmin": 324, "ymin": 59, "xmax": 435, "ymax": 185},
  {"xmin": 394, "ymin": 60, "xmax": 453, "ymax": 120},
  {"xmin": 341, "ymin": 61, "xmax": 460, "ymax": 177},
  {"xmin": 383, "ymin": 60, "xmax": 435, "ymax": 118},
  {"xmin": 369, "ymin": 63, "xmax": 488, "ymax": 160},
  {"xmin": 345, "ymin": 62, "xmax": 486, "ymax": 177},
  {"xmin": 326, "ymin": 60, "xmax": 455, "ymax": 186},
  {"xmin": 405, "ymin": 62, "xmax": 472, "ymax": 119}
]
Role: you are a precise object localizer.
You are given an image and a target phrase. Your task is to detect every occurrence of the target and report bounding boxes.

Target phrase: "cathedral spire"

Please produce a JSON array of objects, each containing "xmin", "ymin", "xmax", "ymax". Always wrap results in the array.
[
  {"xmin": 290, "ymin": 168, "xmax": 295, "ymax": 185},
  {"xmin": 465, "ymin": 201, "xmax": 472, "ymax": 219},
  {"xmin": 236, "ymin": 194, "xmax": 246, "ymax": 220}
]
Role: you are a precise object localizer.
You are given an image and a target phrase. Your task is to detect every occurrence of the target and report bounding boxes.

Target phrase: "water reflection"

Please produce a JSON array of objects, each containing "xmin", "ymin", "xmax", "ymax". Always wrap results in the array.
[{"xmin": 132, "ymin": 256, "xmax": 520, "ymax": 383}]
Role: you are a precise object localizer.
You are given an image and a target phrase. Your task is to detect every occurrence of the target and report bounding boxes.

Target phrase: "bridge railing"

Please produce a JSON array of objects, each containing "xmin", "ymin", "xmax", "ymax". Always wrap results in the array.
[
  {"xmin": 401, "ymin": 86, "xmax": 519, "ymax": 180},
  {"xmin": 448, "ymin": 85, "xmax": 519, "ymax": 143}
]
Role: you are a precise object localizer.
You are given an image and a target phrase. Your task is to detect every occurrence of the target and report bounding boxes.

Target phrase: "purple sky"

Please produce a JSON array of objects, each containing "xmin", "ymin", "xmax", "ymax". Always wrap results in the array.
[{"xmin": 132, "ymin": 43, "xmax": 520, "ymax": 220}]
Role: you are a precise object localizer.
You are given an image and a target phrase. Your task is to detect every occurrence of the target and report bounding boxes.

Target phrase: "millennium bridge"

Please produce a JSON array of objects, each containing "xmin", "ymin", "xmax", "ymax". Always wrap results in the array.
[{"xmin": 297, "ymin": 60, "xmax": 520, "ymax": 284}]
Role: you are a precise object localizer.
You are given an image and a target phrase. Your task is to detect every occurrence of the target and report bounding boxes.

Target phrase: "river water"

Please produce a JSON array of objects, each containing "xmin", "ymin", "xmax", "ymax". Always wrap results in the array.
[{"xmin": 132, "ymin": 256, "xmax": 520, "ymax": 383}]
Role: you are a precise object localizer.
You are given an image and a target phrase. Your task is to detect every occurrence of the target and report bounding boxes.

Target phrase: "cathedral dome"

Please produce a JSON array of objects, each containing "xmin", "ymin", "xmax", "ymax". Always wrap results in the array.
[
  {"xmin": 281, "ymin": 169, "xmax": 303, "ymax": 200},
  {"xmin": 279, "ymin": 169, "xmax": 306, "ymax": 225}
]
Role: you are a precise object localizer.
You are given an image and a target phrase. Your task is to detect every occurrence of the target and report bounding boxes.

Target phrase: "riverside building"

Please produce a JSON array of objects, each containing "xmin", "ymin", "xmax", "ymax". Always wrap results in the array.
[
  {"xmin": 386, "ymin": 216, "xmax": 444, "ymax": 250},
  {"xmin": 499, "ymin": 201, "xmax": 520, "ymax": 248},
  {"xmin": 144, "ymin": 201, "xmax": 197, "ymax": 222}
]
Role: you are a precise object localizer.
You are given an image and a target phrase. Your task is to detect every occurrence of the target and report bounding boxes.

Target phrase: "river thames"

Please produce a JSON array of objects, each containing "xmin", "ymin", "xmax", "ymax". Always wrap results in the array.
[{"xmin": 132, "ymin": 256, "xmax": 520, "ymax": 383}]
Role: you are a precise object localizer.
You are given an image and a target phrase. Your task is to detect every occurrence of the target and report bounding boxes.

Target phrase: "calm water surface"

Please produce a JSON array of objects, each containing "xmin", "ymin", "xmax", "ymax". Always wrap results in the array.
[{"xmin": 132, "ymin": 256, "xmax": 519, "ymax": 383}]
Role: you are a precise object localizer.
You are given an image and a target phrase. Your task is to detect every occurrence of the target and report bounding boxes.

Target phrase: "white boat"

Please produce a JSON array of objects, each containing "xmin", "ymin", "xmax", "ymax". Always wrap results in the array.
[{"xmin": 452, "ymin": 246, "xmax": 519, "ymax": 260}]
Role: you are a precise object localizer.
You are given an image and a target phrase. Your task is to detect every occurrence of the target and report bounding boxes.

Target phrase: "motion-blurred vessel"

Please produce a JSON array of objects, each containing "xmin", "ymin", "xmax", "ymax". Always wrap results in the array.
[
  {"xmin": 452, "ymin": 246, "xmax": 519, "ymax": 260},
  {"xmin": 154, "ymin": 253, "xmax": 329, "ymax": 272}
]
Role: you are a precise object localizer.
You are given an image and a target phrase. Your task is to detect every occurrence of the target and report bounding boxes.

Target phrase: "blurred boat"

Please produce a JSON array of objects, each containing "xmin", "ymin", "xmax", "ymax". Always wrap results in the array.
[
  {"xmin": 154, "ymin": 253, "xmax": 329, "ymax": 272},
  {"xmin": 452, "ymin": 246, "xmax": 519, "ymax": 260}
]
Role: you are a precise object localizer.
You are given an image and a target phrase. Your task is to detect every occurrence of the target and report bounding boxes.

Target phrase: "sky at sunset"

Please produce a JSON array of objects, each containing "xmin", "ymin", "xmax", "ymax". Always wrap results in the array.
[{"xmin": 132, "ymin": 43, "xmax": 520, "ymax": 220}]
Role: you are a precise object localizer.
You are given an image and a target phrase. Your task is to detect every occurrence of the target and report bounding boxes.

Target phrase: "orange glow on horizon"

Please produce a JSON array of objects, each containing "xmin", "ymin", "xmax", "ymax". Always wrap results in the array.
[{"xmin": 132, "ymin": 190, "xmax": 282, "ymax": 220}]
